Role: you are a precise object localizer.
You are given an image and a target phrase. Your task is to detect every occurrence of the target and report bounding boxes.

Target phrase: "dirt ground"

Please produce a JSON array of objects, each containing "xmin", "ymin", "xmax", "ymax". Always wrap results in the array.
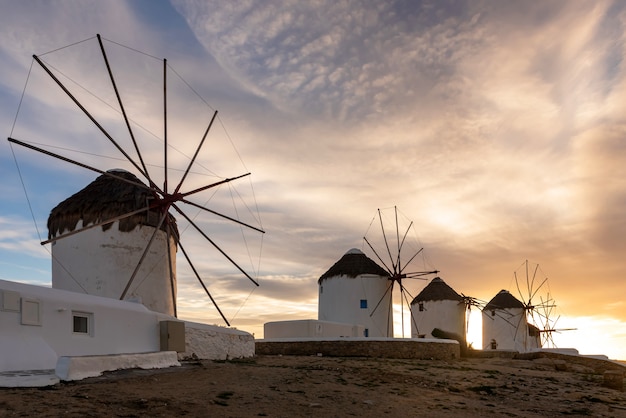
[{"xmin": 1, "ymin": 355, "xmax": 625, "ymax": 417}]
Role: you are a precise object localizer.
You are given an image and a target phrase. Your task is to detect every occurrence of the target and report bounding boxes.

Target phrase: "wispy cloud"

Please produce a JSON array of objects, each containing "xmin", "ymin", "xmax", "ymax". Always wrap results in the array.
[{"xmin": 1, "ymin": 1, "xmax": 626, "ymax": 357}]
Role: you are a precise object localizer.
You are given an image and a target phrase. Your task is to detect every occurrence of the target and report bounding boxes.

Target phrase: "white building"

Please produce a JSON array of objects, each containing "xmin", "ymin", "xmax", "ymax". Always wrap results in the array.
[
  {"xmin": 410, "ymin": 277, "xmax": 466, "ymax": 345},
  {"xmin": 0, "ymin": 278, "xmax": 175, "ymax": 373},
  {"xmin": 482, "ymin": 289, "xmax": 540, "ymax": 352},
  {"xmin": 318, "ymin": 248, "xmax": 392, "ymax": 337},
  {"xmin": 0, "ymin": 278, "xmax": 253, "ymax": 383},
  {"xmin": 48, "ymin": 169, "xmax": 177, "ymax": 316},
  {"xmin": 1, "ymin": 170, "xmax": 254, "ymax": 383}
]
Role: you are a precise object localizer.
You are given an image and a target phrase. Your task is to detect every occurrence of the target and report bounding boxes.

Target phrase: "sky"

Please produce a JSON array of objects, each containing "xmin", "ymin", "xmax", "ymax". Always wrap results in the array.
[{"xmin": 1, "ymin": 1, "xmax": 625, "ymax": 359}]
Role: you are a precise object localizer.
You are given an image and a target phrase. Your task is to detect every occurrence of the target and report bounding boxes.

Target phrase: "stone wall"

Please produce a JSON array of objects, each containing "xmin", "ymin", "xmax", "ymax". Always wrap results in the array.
[
  {"xmin": 179, "ymin": 322, "xmax": 255, "ymax": 360},
  {"xmin": 255, "ymin": 338, "xmax": 460, "ymax": 360}
]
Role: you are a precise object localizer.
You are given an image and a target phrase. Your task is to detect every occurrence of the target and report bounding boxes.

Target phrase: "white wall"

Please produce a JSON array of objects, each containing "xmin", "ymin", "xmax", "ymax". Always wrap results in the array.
[
  {"xmin": 264, "ymin": 319, "xmax": 365, "ymax": 338},
  {"xmin": 318, "ymin": 274, "xmax": 392, "ymax": 337},
  {"xmin": 0, "ymin": 279, "xmax": 173, "ymax": 372},
  {"xmin": 482, "ymin": 307, "xmax": 538, "ymax": 352},
  {"xmin": 51, "ymin": 220, "xmax": 177, "ymax": 316},
  {"xmin": 410, "ymin": 299, "xmax": 466, "ymax": 340}
]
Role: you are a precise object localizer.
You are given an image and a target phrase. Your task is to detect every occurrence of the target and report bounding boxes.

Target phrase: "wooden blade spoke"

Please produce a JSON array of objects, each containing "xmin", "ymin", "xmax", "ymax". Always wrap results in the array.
[
  {"xmin": 530, "ymin": 277, "xmax": 549, "ymax": 302},
  {"xmin": 514, "ymin": 271, "xmax": 525, "ymax": 305},
  {"xmin": 32, "ymin": 54, "xmax": 151, "ymax": 182},
  {"xmin": 378, "ymin": 208, "xmax": 396, "ymax": 273},
  {"xmin": 403, "ymin": 270, "xmax": 438, "ymax": 278},
  {"xmin": 363, "ymin": 236, "xmax": 393, "ymax": 275},
  {"xmin": 120, "ymin": 210, "xmax": 168, "ymax": 299},
  {"xmin": 387, "ymin": 283, "xmax": 394, "ymax": 337},
  {"xmin": 399, "ymin": 284, "xmax": 417, "ymax": 338},
  {"xmin": 394, "ymin": 206, "xmax": 400, "ymax": 271},
  {"xmin": 513, "ymin": 314, "xmax": 525, "ymax": 343},
  {"xmin": 180, "ymin": 198, "xmax": 265, "ymax": 234},
  {"xmin": 173, "ymin": 110, "xmax": 218, "ymax": 195},
  {"xmin": 97, "ymin": 34, "xmax": 151, "ymax": 183},
  {"xmin": 525, "ymin": 260, "xmax": 531, "ymax": 304},
  {"xmin": 8, "ymin": 137, "xmax": 153, "ymax": 192},
  {"xmin": 175, "ymin": 233, "xmax": 230, "ymax": 326},
  {"xmin": 180, "ymin": 172, "xmax": 251, "ymax": 198},
  {"xmin": 368, "ymin": 281, "xmax": 393, "ymax": 318},
  {"xmin": 397, "ymin": 220, "xmax": 413, "ymax": 272},
  {"xmin": 530, "ymin": 262, "xmax": 539, "ymax": 300},
  {"xmin": 401, "ymin": 247, "xmax": 424, "ymax": 272},
  {"xmin": 163, "ymin": 58, "xmax": 168, "ymax": 194},
  {"xmin": 172, "ymin": 204, "xmax": 259, "ymax": 286},
  {"xmin": 398, "ymin": 282, "xmax": 416, "ymax": 303},
  {"xmin": 165, "ymin": 223, "xmax": 177, "ymax": 317}
]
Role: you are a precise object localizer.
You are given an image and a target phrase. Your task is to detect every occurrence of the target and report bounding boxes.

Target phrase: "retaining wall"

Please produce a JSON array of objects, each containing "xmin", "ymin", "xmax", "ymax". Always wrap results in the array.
[{"xmin": 255, "ymin": 338, "xmax": 460, "ymax": 360}]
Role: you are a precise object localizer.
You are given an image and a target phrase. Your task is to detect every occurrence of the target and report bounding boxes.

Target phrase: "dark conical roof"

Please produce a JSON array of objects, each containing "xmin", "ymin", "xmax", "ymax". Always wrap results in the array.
[
  {"xmin": 318, "ymin": 248, "xmax": 389, "ymax": 283},
  {"xmin": 483, "ymin": 289, "xmax": 524, "ymax": 311},
  {"xmin": 47, "ymin": 169, "xmax": 178, "ymax": 240},
  {"xmin": 411, "ymin": 277, "xmax": 462, "ymax": 304}
]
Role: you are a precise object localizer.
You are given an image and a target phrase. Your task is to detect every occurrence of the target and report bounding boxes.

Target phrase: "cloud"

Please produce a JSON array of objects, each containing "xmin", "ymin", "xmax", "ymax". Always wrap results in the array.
[
  {"xmin": 170, "ymin": 1, "xmax": 626, "ymax": 331},
  {"xmin": 172, "ymin": 1, "xmax": 485, "ymax": 122},
  {"xmin": 2, "ymin": 0, "xmax": 626, "ymax": 355}
]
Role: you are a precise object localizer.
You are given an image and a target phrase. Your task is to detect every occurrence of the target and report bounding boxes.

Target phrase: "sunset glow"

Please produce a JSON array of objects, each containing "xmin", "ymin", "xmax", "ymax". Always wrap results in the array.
[{"xmin": 1, "ymin": 1, "xmax": 625, "ymax": 360}]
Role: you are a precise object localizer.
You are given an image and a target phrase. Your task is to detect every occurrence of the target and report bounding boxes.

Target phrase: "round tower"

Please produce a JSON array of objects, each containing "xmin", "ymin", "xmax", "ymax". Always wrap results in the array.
[
  {"xmin": 318, "ymin": 248, "xmax": 392, "ymax": 337},
  {"xmin": 47, "ymin": 169, "xmax": 178, "ymax": 316},
  {"xmin": 482, "ymin": 289, "xmax": 538, "ymax": 352},
  {"xmin": 410, "ymin": 277, "xmax": 465, "ymax": 344}
]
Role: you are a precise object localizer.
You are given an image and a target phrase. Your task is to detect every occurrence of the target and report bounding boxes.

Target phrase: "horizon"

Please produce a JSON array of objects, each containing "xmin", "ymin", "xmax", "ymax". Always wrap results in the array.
[{"xmin": 1, "ymin": 1, "xmax": 625, "ymax": 361}]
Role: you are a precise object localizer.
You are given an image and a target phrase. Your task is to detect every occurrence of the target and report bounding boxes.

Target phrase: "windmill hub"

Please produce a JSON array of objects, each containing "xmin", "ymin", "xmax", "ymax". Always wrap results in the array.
[
  {"xmin": 389, "ymin": 273, "xmax": 407, "ymax": 283},
  {"xmin": 159, "ymin": 192, "xmax": 184, "ymax": 206}
]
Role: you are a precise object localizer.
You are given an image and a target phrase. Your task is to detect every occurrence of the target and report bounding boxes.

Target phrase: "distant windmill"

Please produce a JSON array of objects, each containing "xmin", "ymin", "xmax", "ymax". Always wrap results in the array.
[
  {"xmin": 362, "ymin": 206, "xmax": 439, "ymax": 337},
  {"xmin": 479, "ymin": 260, "xmax": 575, "ymax": 352},
  {"xmin": 511, "ymin": 260, "xmax": 575, "ymax": 349}
]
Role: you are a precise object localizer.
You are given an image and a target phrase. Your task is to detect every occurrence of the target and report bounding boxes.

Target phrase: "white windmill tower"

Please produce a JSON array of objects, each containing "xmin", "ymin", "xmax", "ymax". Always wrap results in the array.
[
  {"xmin": 482, "ymin": 289, "xmax": 540, "ymax": 352},
  {"xmin": 410, "ymin": 277, "xmax": 466, "ymax": 345},
  {"xmin": 318, "ymin": 248, "xmax": 392, "ymax": 337},
  {"xmin": 48, "ymin": 169, "xmax": 178, "ymax": 316},
  {"xmin": 481, "ymin": 261, "xmax": 574, "ymax": 352}
]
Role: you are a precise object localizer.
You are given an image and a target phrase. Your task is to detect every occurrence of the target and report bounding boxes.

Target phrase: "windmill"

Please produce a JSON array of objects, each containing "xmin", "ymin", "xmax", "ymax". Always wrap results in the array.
[
  {"xmin": 477, "ymin": 260, "xmax": 574, "ymax": 352},
  {"xmin": 362, "ymin": 206, "xmax": 439, "ymax": 338},
  {"xmin": 7, "ymin": 35, "xmax": 264, "ymax": 327},
  {"xmin": 511, "ymin": 260, "xmax": 575, "ymax": 350}
]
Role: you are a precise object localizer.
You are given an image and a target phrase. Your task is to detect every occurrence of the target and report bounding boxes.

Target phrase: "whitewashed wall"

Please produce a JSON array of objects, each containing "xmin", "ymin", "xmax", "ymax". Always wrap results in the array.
[
  {"xmin": 318, "ymin": 274, "xmax": 392, "ymax": 337},
  {"xmin": 264, "ymin": 319, "xmax": 365, "ymax": 338},
  {"xmin": 482, "ymin": 307, "xmax": 538, "ymax": 352},
  {"xmin": 410, "ymin": 299, "xmax": 466, "ymax": 339},
  {"xmin": 51, "ymin": 220, "xmax": 177, "ymax": 316},
  {"xmin": 0, "ymin": 279, "xmax": 172, "ymax": 372}
]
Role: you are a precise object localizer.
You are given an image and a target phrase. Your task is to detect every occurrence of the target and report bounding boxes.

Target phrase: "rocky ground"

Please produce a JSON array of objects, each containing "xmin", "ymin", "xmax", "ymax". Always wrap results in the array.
[{"xmin": 1, "ymin": 355, "xmax": 625, "ymax": 417}]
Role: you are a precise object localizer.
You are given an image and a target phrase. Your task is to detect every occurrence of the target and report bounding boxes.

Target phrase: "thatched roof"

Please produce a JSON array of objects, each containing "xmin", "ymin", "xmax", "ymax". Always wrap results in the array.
[
  {"xmin": 483, "ymin": 289, "xmax": 524, "ymax": 311},
  {"xmin": 318, "ymin": 248, "xmax": 389, "ymax": 283},
  {"xmin": 411, "ymin": 277, "xmax": 462, "ymax": 304},
  {"xmin": 47, "ymin": 169, "xmax": 178, "ymax": 240}
]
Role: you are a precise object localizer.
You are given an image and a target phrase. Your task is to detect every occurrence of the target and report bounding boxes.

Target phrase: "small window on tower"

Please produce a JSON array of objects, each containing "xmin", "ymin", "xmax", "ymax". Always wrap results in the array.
[
  {"xmin": 491, "ymin": 310, "xmax": 496, "ymax": 317},
  {"xmin": 360, "ymin": 299, "xmax": 367, "ymax": 309},
  {"xmin": 418, "ymin": 302, "xmax": 424, "ymax": 312},
  {"xmin": 364, "ymin": 328, "xmax": 369, "ymax": 337}
]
